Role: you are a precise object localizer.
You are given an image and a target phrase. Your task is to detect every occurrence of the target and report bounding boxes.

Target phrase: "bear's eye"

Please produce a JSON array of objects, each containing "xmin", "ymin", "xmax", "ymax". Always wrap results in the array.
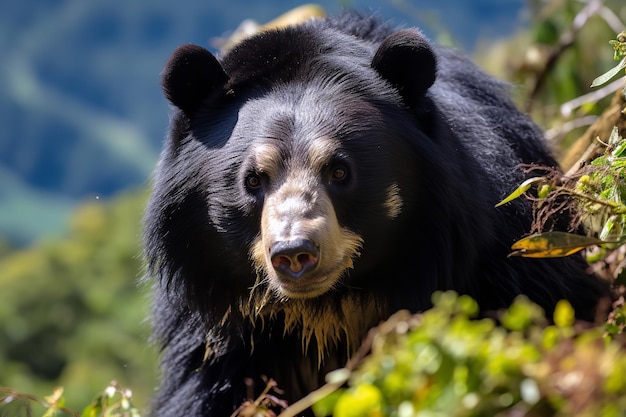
[
  {"xmin": 245, "ymin": 173, "xmax": 262, "ymax": 190},
  {"xmin": 331, "ymin": 166, "xmax": 348, "ymax": 182}
]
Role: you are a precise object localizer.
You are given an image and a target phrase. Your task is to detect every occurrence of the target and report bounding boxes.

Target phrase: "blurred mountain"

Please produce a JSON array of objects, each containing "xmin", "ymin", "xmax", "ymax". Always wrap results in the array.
[{"xmin": 0, "ymin": 0, "xmax": 525, "ymax": 245}]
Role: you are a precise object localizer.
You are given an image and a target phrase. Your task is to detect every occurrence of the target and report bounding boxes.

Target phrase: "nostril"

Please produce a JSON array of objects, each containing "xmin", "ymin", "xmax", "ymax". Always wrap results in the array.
[
  {"xmin": 270, "ymin": 239, "xmax": 319, "ymax": 278},
  {"xmin": 272, "ymin": 254, "xmax": 294, "ymax": 271},
  {"xmin": 297, "ymin": 252, "xmax": 315, "ymax": 269}
]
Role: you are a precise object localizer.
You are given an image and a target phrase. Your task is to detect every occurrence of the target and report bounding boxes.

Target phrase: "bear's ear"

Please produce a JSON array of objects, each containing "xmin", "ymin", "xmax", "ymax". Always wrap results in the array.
[
  {"xmin": 371, "ymin": 29, "xmax": 437, "ymax": 105},
  {"xmin": 161, "ymin": 44, "xmax": 228, "ymax": 115}
]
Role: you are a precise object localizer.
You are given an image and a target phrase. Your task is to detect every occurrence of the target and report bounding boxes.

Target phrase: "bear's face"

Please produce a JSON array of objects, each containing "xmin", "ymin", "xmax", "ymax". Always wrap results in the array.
[
  {"xmin": 235, "ymin": 87, "xmax": 413, "ymax": 299},
  {"xmin": 147, "ymin": 26, "xmax": 438, "ymax": 314}
]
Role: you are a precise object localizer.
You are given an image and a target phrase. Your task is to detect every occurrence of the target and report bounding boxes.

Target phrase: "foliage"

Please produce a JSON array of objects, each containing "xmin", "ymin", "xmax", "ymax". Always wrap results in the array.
[
  {"xmin": 496, "ymin": 124, "xmax": 626, "ymax": 330},
  {"xmin": 1, "ymin": 382, "xmax": 140, "ymax": 417},
  {"xmin": 0, "ymin": 190, "xmax": 157, "ymax": 413},
  {"xmin": 80, "ymin": 382, "xmax": 141, "ymax": 417},
  {"xmin": 497, "ymin": 124, "xmax": 626, "ymax": 255},
  {"xmin": 591, "ymin": 31, "xmax": 626, "ymax": 89},
  {"xmin": 7, "ymin": 293, "xmax": 624, "ymax": 417},
  {"xmin": 278, "ymin": 292, "xmax": 626, "ymax": 417},
  {"xmin": 494, "ymin": 24, "xmax": 626, "ymax": 339},
  {"xmin": 1, "ymin": 386, "xmax": 76, "ymax": 417}
]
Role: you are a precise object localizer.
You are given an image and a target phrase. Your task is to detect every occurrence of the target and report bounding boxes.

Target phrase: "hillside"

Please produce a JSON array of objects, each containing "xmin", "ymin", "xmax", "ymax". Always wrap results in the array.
[{"xmin": 0, "ymin": 0, "xmax": 526, "ymax": 245}]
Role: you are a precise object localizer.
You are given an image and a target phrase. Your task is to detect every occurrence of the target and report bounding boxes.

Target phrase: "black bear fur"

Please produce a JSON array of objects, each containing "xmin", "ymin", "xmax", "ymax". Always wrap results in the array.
[{"xmin": 144, "ymin": 12, "xmax": 608, "ymax": 417}]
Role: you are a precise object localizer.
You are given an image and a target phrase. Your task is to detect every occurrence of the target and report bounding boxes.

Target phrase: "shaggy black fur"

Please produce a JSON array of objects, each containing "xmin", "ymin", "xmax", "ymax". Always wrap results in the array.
[{"xmin": 144, "ymin": 12, "xmax": 608, "ymax": 417}]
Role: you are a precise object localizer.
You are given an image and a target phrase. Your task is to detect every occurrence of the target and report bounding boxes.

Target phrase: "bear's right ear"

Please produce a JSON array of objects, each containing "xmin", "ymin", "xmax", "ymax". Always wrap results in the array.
[
  {"xmin": 371, "ymin": 29, "xmax": 437, "ymax": 106},
  {"xmin": 161, "ymin": 44, "xmax": 228, "ymax": 115}
]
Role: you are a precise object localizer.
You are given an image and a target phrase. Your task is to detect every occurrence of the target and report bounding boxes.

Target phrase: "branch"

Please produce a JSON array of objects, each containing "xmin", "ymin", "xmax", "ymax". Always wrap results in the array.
[
  {"xmin": 597, "ymin": 4, "xmax": 626, "ymax": 34},
  {"xmin": 559, "ymin": 77, "xmax": 625, "ymax": 118},
  {"xmin": 562, "ymin": 82, "xmax": 626, "ymax": 173},
  {"xmin": 545, "ymin": 115, "xmax": 598, "ymax": 142}
]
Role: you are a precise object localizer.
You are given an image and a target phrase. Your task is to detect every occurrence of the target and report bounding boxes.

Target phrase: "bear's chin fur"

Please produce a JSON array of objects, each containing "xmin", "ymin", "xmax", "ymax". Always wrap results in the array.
[{"xmin": 222, "ymin": 286, "xmax": 388, "ymax": 364}]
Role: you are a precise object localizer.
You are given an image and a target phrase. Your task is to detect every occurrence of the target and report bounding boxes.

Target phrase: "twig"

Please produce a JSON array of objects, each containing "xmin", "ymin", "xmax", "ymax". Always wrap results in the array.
[
  {"xmin": 597, "ymin": 4, "xmax": 626, "ymax": 34},
  {"xmin": 545, "ymin": 115, "xmax": 598, "ymax": 142},
  {"xmin": 561, "ymin": 83, "xmax": 626, "ymax": 171},
  {"xmin": 555, "ymin": 185, "xmax": 623, "ymax": 211},
  {"xmin": 0, "ymin": 387, "xmax": 79, "ymax": 417},
  {"xmin": 559, "ymin": 78, "xmax": 625, "ymax": 118}
]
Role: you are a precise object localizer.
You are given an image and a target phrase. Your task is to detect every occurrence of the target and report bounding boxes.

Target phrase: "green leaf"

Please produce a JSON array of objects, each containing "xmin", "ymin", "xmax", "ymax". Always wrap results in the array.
[
  {"xmin": 590, "ymin": 57, "xmax": 626, "ymax": 88},
  {"xmin": 81, "ymin": 395, "xmax": 104, "ymax": 417},
  {"xmin": 509, "ymin": 231, "xmax": 605, "ymax": 258},
  {"xmin": 600, "ymin": 215, "xmax": 618, "ymax": 241},
  {"xmin": 334, "ymin": 384, "xmax": 383, "ymax": 417},
  {"xmin": 553, "ymin": 300, "xmax": 575, "ymax": 328},
  {"xmin": 501, "ymin": 296, "xmax": 545, "ymax": 331},
  {"xmin": 609, "ymin": 158, "xmax": 626, "ymax": 169},
  {"xmin": 608, "ymin": 126, "xmax": 621, "ymax": 147},
  {"xmin": 495, "ymin": 177, "xmax": 546, "ymax": 207},
  {"xmin": 81, "ymin": 404, "xmax": 99, "ymax": 417}
]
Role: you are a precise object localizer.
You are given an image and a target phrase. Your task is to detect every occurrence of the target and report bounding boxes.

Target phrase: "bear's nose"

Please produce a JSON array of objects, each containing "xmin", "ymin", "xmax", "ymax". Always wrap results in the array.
[{"xmin": 270, "ymin": 238, "xmax": 319, "ymax": 279}]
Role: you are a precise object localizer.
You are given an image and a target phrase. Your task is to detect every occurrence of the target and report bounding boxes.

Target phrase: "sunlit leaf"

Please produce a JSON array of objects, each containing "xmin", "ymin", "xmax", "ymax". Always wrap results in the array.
[
  {"xmin": 591, "ymin": 155, "xmax": 608, "ymax": 166},
  {"xmin": 42, "ymin": 387, "xmax": 68, "ymax": 417},
  {"xmin": 334, "ymin": 384, "xmax": 382, "ymax": 417},
  {"xmin": 590, "ymin": 57, "xmax": 626, "ymax": 87},
  {"xmin": 553, "ymin": 300, "xmax": 575, "ymax": 328},
  {"xmin": 600, "ymin": 215, "xmax": 618, "ymax": 241},
  {"xmin": 81, "ymin": 404, "xmax": 100, "ymax": 417},
  {"xmin": 608, "ymin": 126, "xmax": 621, "ymax": 147},
  {"xmin": 495, "ymin": 177, "xmax": 546, "ymax": 207},
  {"xmin": 509, "ymin": 231, "xmax": 605, "ymax": 258},
  {"xmin": 44, "ymin": 387, "xmax": 65, "ymax": 406},
  {"xmin": 610, "ymin": 158, "xmax": 626, "ymax": 169}
]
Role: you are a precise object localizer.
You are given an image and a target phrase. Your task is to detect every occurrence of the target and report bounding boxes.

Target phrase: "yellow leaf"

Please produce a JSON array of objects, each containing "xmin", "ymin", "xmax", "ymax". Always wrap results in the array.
[
  {"xmin": 44, "ymin": 387, "xmax": 64, "ymax": 406},
  {"xmin": 43, "ymin": 387, "xmax": 66, "ymax": 417},
  {"xmin": 495, "ymin": 177, "xmax": 546, "ymax": 207},
  {"xmin": 509, "ymin": 231, "xmax": 604, "ymax": 258},
  {"xmin": 553, "ymin": 300, "xmax": 575, "ymax": 328}
]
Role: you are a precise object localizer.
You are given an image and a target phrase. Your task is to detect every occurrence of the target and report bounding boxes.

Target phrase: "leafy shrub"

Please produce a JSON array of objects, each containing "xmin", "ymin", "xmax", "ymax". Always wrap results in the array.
[
  {"xmin": 303, "ymin": 292, "xmax": 626, "ymax": 417},
  {"xmin": 1, "ymin": 381, "xmax": 140, "ymax": 417}
]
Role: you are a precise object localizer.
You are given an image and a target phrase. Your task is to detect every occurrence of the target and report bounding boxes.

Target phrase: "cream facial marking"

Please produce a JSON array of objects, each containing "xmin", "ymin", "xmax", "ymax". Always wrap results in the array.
[
  {"xmin": 384, "ymin": 183, "xmax": 403, "ymax": 219},
  {"xmin": 306, "ymin": 136, "xmax": 341, "ymax": 173},
  {"xmin": 250, "ymin": 143, "xmax": 284, "ymax": 179}
]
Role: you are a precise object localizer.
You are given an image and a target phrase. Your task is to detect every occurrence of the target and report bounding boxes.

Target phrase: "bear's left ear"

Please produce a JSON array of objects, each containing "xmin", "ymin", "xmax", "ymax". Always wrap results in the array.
[
  {"xmin": 161, "ymin": 44, "xmax": 228, "ymax": 116},
  {"xmin": 371, "ymin": 29, "xmax": 437, "ymax": 105}
]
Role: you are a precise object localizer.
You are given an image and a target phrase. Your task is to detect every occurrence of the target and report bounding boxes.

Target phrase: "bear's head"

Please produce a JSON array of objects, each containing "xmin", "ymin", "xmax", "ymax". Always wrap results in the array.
[{"xmin": 146, "ymin": 24, "xmax": 446, "ymax": 349}]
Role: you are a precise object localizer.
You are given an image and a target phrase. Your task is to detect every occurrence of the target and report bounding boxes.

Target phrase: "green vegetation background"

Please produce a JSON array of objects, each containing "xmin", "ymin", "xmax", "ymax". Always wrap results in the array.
[
  {"xmin": 0, "ymin": 191, "xmax": 158, "ymax": 411},
  {"xmin": 1, "ymin": 0, "xmax": 625, "ymax": 414}
]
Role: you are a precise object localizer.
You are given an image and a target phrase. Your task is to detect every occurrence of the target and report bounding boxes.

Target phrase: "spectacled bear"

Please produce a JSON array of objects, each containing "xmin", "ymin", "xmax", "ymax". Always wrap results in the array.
[{"xmin": 144, "ymin": 12, "xmax": 608, "ymax": 417}]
